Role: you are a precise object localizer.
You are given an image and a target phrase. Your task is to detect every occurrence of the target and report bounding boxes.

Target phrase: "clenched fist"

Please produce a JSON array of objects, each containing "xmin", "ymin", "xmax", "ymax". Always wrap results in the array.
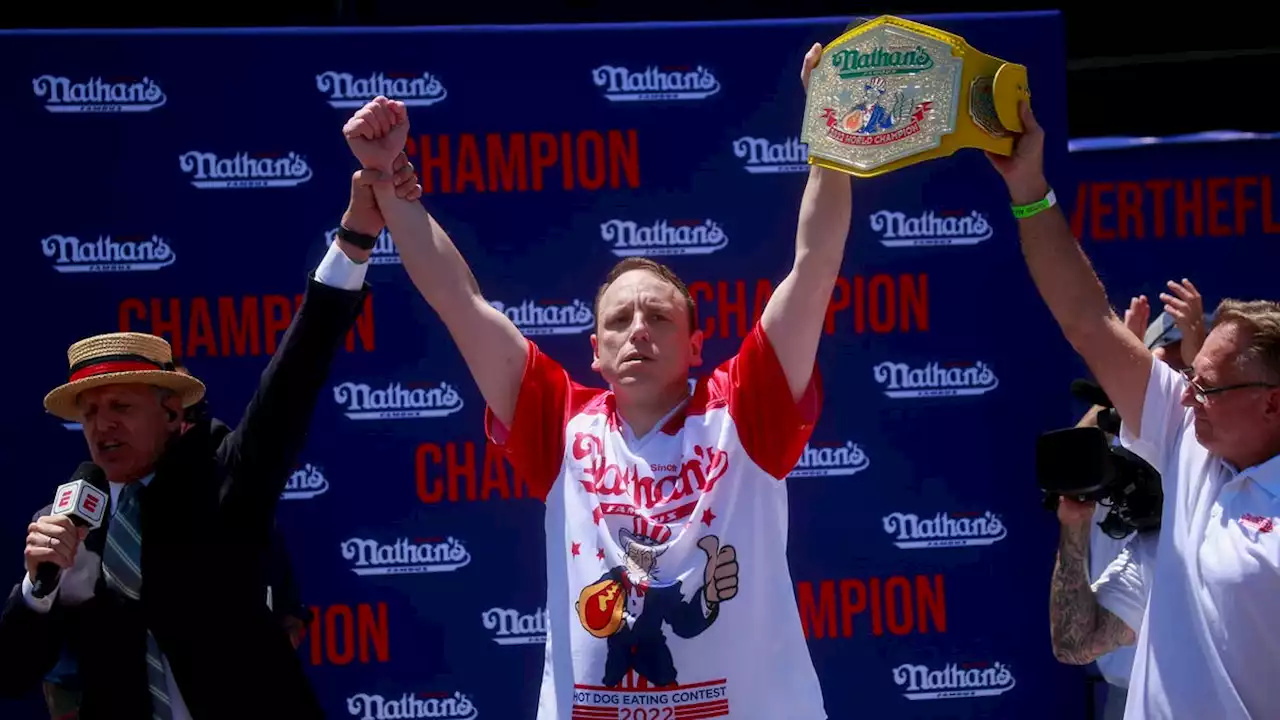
[
  {"xmin": 343, "ymin": 95, "xmax": 410, "ymax": 175},
  {"xmin": 25, "ymin": 514, "xmax": 88, "ymax": 584},
  {"xmin": 697, "ymin": 535, "xmax": 739, "ymax": 605}
]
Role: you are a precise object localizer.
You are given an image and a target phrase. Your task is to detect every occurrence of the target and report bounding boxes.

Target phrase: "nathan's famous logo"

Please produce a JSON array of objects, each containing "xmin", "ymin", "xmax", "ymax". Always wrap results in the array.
[
  {"xmin": 325, "ymin": 227, "xmax": 400, "ymax": 265},
  {"xmin": 316, "ymin": 71, "xmax": 447, "ymax": 109},
  {"xmin": 733, "ymin": 136, "xmax": 809, "ymax": 174},
  {"xmin": 178, "ymin": 151, "xmax": 313, "ymax": 189},
  {"xmin": 600, "ymin": 218, "xmax": 729, "ymax": 257},
  {"xmin": 341, "ymin": 537, "xmax": 471, "ymax": 576},
  {"xmin": 873, "ymin": 361, "xmax": 999, "ymax": 398},
  {"xmin": 893, "ymin": 661, "xmax": 1016, "ymax": 700},
  {"xmin": 788, "ymin": 441, "xmax": 870, "ymax": 478},
  {"xmin": 482, "ymin": 606, "xmax": 548, "ymax": 645},
  {"xmin": 41, "ymin": 234, "xmax": 175, "ymax": 273},
  {"xmin": 882, "ymin": 511, "xmax": 1008, "ymax": 549},
  {"xmin": 281, "ymin": 463, "xmax": 329, "ymax": 500},
  {"xmin": 592, "ymin": 64, "xmax": 720, "ymax": 101},
  {"xmin": 32, "ymin": 75, "xmax": 166, "ymax": 113},
  {"xmin": 821, "ymin": 75, "xmax": 933, "ymax": 148},
  {"xmin": 489, "ymin": 299, "xmax": 593, "ymax": 336},
  {"xmin": 332, "ymin": 381, "xmax": 464, "ymax": 420},
  {"xmin": 346, "ymin": 691, "xmax": 476, "ymax": 720},
  {"xmin": 573, "ymin": 432, "xmax": 730, "ymax": 518},
  {"xmin": 830, "ymin": 45, "xmax": 935, "ymax": 78},
  {"xmin": 869, "ymin": 210, "xmax": 993, "ymax": 247}
]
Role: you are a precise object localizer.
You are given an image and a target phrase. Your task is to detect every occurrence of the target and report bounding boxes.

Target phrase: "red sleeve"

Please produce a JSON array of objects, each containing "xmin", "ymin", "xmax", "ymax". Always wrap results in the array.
[
  {"xmin": 484, "ymin": 339, "xmax": 571, "ymax": 501},
  {"xmin": 706, "ymin": 322, "xmax": 822, "ymax": 480}
]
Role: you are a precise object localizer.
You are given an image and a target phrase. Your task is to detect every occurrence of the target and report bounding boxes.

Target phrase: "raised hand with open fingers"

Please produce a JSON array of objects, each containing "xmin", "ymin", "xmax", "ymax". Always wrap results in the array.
[
  {"xmin": 1160, "ymin": 278, "xmax": 1207, "ymax": 365},
  {"xmin": 342, "ymin": 95, "xmax": 410, "ymax": 175},
  {"xmin": 1123, "ymin": 295, "xmax": 1151, "ymax": 341}
]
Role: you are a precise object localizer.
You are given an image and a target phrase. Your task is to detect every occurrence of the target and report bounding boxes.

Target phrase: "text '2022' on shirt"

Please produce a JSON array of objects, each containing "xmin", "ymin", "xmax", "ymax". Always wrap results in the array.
[{"xmin": 486, "ymin": 322, "xmax": 828, "ymax": 720}]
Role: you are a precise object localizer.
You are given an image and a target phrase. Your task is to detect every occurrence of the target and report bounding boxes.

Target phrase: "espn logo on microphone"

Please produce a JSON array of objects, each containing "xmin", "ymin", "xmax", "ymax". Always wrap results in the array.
[{"xmin": 52, "ymin": 480, "xmax": 108, "ymax": 529}]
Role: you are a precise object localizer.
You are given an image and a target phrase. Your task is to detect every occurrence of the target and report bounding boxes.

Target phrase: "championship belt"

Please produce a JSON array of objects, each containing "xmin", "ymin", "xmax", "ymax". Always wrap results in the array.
[
  {"xmin": 578, "ymin": 578, "xmax": 626, "ymax": 638},
  {"xmin": 800, "ymin": 15, "xmax": 1030, "ymax": 177}
]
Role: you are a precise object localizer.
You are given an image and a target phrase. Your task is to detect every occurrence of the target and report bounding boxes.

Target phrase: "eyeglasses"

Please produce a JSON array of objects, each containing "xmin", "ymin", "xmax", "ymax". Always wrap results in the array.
[{"xmin": 1179, "ymin": 367, "xmax": 1278, "ymax": 404}]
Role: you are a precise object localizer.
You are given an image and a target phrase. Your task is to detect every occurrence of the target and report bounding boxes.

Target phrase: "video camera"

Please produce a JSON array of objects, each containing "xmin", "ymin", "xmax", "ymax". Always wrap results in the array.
[{"xmin": 1035, "ymin": 379, "xmax": 1163, "ymax": 539}]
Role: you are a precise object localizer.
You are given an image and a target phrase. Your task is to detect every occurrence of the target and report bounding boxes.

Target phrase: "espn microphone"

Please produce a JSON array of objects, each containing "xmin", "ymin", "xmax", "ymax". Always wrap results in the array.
[{"xmin": 31, "ymin": 462, "xmax": 108, "ymax": 599}]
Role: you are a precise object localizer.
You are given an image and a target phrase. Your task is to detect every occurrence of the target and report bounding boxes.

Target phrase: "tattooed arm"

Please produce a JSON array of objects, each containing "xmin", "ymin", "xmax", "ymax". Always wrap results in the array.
[{"xmin": 1049, "ymin": 502, "xmax": 1137, "ymax": 665}]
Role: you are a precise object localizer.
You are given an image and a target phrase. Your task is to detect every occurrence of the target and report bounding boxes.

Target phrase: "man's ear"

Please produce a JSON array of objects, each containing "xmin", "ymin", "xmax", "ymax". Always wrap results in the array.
[
  {"xmin": 689, "ymin": 329, "xmax": 705, "ymax": 368},
  {"xmin": 162, "ymin": 396, "xmax": 183, "ymax": 428},
  {"xmin": 590, "ymin": 333, "xmax": 602, "ymax": 372}
]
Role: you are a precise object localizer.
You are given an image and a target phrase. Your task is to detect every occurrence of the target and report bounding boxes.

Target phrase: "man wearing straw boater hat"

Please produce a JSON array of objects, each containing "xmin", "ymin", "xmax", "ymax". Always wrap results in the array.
[{"xmin": 0, "ymin": 154, "xmax": 422, "ymax": 719}]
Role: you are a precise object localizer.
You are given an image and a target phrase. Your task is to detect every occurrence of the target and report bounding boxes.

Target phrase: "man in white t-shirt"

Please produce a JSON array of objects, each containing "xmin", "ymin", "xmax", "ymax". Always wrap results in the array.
[
  {"xmin": 1073, "ymin": 303, "xmax": 1208, "ymax": 717},
  {"xmin": 341, "ymin": 44, "xmax": 850, "ymax": 720},
  {"xmin": 991, "ymin": 101, "xmax": 1280, "ymax": 718}
]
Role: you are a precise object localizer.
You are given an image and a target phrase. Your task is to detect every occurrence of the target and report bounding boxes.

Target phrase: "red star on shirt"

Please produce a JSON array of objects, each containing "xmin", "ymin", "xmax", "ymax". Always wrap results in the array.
[
  {"xmin": 571, "ymin": 542, "xmax": 581, "ymax": 557},
  {"xmin": 702, "ymin": 508, "xmax": 716, "ymax": 527},
  {"xmin": 597, "ymin": 548, "xmax": 605, "ymax": 560}
]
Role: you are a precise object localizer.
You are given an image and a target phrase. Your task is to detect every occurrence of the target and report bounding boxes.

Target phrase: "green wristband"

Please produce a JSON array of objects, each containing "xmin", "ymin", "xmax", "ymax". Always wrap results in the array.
[{"xmin": 1011, "ymin": 188, "xmax": 1057, "ymax": 219}]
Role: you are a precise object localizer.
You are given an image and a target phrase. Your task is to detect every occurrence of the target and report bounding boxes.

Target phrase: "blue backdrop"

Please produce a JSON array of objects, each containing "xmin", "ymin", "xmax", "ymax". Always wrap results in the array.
[{"xmin": 0, "ymin": 12, "xmax": 1124, "ymax": 719}]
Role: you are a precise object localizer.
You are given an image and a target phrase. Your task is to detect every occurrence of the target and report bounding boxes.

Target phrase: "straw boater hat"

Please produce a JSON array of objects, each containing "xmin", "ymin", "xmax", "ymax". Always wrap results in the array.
[{"xmin": 43, "ymin": 332, "xmax": 207, "ymax": 421}]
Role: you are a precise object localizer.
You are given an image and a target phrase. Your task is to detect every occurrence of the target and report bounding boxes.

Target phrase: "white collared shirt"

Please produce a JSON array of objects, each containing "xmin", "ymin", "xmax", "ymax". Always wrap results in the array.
[
  {"xmin": 20, "ymin": 241, "xmax": 368, "ymax": 716},
  {"xmin": 1118, "ymin": 360, "xmax": 1280, "ymax": 719}
]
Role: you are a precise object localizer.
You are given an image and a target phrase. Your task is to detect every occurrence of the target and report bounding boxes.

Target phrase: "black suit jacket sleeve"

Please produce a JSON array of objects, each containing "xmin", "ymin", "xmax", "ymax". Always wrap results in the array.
[
  {"xmin": 216, "ymin": 274, "xmax": 368, "ymax": 532},
  {"xmin": 0, "ymin": 507, "xmax": 70, "ymax": 696}
]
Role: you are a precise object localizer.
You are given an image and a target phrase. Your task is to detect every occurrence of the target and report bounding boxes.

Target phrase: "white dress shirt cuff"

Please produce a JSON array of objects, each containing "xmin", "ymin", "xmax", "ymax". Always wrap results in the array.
[
  {"xmin": 315, "ymin": 240, "xmax": 370, "ymax": 291},
  {"xmin": 21, "ymin": 573, "xmax": 56, "ymax": 614}
]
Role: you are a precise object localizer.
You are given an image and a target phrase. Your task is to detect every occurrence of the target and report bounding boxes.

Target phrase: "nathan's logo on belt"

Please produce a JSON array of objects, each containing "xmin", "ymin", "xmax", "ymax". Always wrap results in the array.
[
  {"xmin": 41, "ymin": 234, "xmax": 176, "ymax": 274},
  {"xmin": 868, "ymin": 209, "xmax": 993, "ymax": 247},
  {"xmin": 341, "ymin": 537, "xmax": 471, "ymax": 576},
  {"xmin": 600, "ymin": 219, "xmax": 730, "ymax": 257},
  {"xmin": 892, "ymin": 661, "xmax": 1016, "ymax": 700},
  {"xmin": 32, "ymin": 74, "xmax": 166, "ymax": 113},
  {"xmin": 281, "ymin": 462, "xmax": 328, "ymax": 500},
  {"xmin": 316, "ymin": 71, "xmax": 447, "ymax": 109},
  {"xmin": 490, "ymin": 299, "xmax": 594, "ymax": 336},
  {"xmin": 332, "ymin": 380, "xmax": 464, "ymax": 420},
  {"xmin": 873, "ymin": 360, "xmax": 999, "ymax": 398},
  {"xmin": 325, "ymin": 228, "xmax": 400, "ymax": 265},
  {"xmin": 831, "ymin": 45, "xmax": 935, "ymax": 78},
  {"xmin": 345, "ymin": 691, "xmax": 477, "ymax": 720},
  {"xmin": 592, "ymin": 64, "xmax": 721, "ymax": 101},
  {"xmin": 882, "ymin": 511, "xmax": 1007, "ymax": 549},
  {"xmin": 178, "ymin": 151, "xmax": 312, "ymax": 189},
  {"xmin": 788, "ymin": 441, "xmax": 870, "ymax": 478},
  {"xmin": 732, "ymin": 136, "xmax": 809, "ymax": 174}
]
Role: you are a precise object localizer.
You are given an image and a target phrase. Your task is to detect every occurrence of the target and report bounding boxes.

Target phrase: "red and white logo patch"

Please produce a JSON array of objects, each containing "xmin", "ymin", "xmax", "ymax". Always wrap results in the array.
[{"xmin": 1238, "ymin": 513, "xmax": 1275, "ymax": 534}]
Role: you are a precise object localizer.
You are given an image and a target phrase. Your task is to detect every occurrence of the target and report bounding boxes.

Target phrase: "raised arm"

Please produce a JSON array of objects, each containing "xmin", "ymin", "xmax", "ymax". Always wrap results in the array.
[
  {"xmin": 343, "ymin": 97, "xmax": 528, "ymax": 427},
  {"xmin": 1049, "ymin": 499, "xmax": 1136, "ymax": 664},
  {"xmin": 216, "ymin": 163, "xmax": 418, "ymax": 525},
  {"xmin": 988, "ymin": 104, "xmax": 1152, "ymax": 435},
  {"xmin": 759, "ymin": 44, "xmax": 854, "ymax": 402}
]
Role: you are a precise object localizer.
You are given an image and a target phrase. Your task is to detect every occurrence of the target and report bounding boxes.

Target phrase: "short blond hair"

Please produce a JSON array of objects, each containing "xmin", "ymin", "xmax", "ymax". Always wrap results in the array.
[{"xmin": 1212, "ymin": 299, "xmax": 1280, "ymax": 382}]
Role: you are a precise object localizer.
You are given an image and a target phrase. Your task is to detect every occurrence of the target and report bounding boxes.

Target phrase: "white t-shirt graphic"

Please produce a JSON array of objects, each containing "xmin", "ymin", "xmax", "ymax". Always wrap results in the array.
[{"xmin": 487, "ymin": 323, "xmax": 827, "ymax": 720}]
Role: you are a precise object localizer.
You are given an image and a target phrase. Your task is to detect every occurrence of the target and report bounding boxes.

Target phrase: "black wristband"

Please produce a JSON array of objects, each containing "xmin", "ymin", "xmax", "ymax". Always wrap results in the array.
[{"xmin": 336, "ymin": 225, "xmax": 378, "ymax": 250}]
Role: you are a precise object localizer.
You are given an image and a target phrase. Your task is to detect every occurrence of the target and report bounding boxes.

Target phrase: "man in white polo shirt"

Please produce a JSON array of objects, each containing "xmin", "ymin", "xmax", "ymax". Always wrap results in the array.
[{"xmin": 989, "ymin": 100, "xmax": 1280, "ymax": 719}]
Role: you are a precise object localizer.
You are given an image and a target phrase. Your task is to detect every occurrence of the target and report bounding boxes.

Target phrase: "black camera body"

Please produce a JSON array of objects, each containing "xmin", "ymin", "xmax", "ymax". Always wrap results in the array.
[{"xmin": 1035, "ymin": 380, "xmax": 1164, "ymax": 539}]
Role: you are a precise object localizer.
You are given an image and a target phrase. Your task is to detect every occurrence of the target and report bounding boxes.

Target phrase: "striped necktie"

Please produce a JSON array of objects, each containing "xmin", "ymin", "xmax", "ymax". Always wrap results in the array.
[{"xmin": 101, "ymin": 482, "xmax": 174, "ymax": 720}]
